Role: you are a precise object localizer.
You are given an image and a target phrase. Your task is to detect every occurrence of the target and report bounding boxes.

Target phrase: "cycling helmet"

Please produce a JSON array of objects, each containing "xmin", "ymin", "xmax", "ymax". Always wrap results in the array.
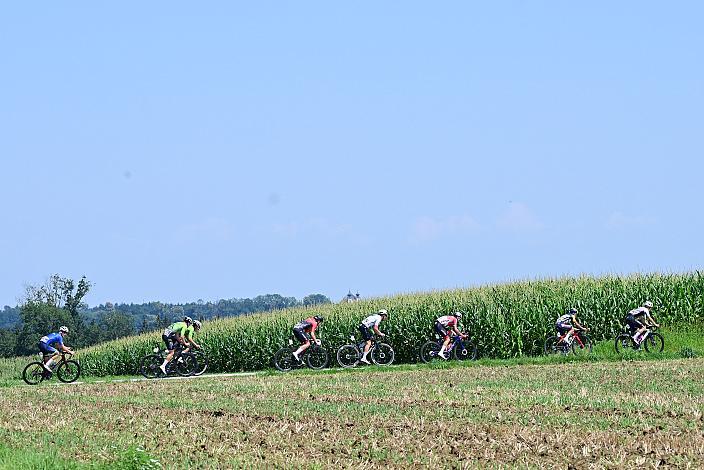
[
  {"xmin": 378, "ymin": 309, "xmax": 388, "ymax": 317},
  {"xmin": 642, "ymin": 301, "xmax": 653, "ymax": 309},
  {"xmin": 453, "ymin": 311, "xmax": 463, "ymax": 319},
  {"xmin": 568, "ymin": 308, "xmax": 578, "ymax": 314},
  {"xmin": 313, "ymin": 315, "xmax": 324, "ymax": 323},
  {"xmin": 183, "ymin": 316, "xmax": 193, "ymax": 325},
  {"xmin": 59, "ymin": 326, "xmax": 69, "ymax": 333},
  {"xmin": 193, "ymin": 320, "xmax": 202, "ymax": 330}
]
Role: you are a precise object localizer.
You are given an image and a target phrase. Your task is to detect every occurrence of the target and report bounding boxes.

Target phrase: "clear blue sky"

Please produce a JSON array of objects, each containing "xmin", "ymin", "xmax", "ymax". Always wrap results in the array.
[{"xmin": 1, "ymin": 2, "xmax": 702, "ymax": 308}]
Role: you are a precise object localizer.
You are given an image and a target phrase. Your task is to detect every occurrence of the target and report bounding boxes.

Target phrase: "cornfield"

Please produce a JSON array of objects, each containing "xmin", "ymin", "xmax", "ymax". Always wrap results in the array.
[{"xmin": 78, "ymin": 272, "xmax": 704, "ymax": 376}]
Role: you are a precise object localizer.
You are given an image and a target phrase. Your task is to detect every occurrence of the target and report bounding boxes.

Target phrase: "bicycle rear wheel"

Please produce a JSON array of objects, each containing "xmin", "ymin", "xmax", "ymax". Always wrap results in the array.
[
  {"xmin": 22, "ymin": 362, "xmax": 47, "ymax": 385},
  {"xmin": 306, "ymin": 347, "xmax": 329, "ymax": 370},
  {"xmin": 643, "ymin": 333, "xmax": 664, "ymax": 353},
  {"xmin": 371, "ymin": 343, "xmax": 395, "ymax": 366},
  {"xmin": 420, "ymin": 340, "xmax": 441, "ymax": 363},
  {"xmin": 544, "ymin": 336, "xmax": 566, "ymax": 355},
  {"xmin": 140, "ymin": 354, "xmax": 163, "ymax": 379},
  {"xmin": 614, "ymin": 334, "xmax": 637, "ymax": 353},
  {"xmin": 571, "ymin": 334, "xmax": 592, "ymax": 357},
  {"xmin": 336, "ymin": 344, "xmax": 360, "ymax": 368},
  {"xmin": 273, "ymin": 347, "xmax": 294, "ymax": 372}
]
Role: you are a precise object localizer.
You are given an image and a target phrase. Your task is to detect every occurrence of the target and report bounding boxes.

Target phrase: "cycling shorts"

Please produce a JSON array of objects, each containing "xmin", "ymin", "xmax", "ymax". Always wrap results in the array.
[
  {"xmin": 39, "ymin": 341, "xmax": 58, "ymax": 355},
  {"xmin": 626, "ymin": 315, "xmax": 643, "ymax": 332},
  {"xmin": 555, "ymin": 323, "xmax": 572, "ymax": 335},
  {"xmin": 359, "ymin": 324, "xmax": 373, "ymax": 341},
  {"xmin": 292, "ymin": 327, "xmax": 310, "ymax": 344},
  {"xmin": 162, "ymin": 333, "xmax": 179, "ymax": 351},
  {"xmin": 434, "ymin": 322, "xmax": 449, "ymax": 339}
]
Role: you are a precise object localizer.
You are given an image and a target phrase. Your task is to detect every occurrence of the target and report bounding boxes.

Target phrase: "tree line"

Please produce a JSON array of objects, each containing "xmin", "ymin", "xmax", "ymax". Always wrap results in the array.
[{"xmin": 0, "ymin": 275, "xmax": 331, "ymax": 358}]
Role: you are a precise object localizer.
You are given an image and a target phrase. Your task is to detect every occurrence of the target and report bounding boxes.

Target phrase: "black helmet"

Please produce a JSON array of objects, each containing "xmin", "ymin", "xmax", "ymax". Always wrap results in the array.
[
  {"xmin": 314, "ymin": 315, "xmax": 324, "ymax": 323},
  {"xmin": 568, "ymin": 308, "xmax": 578, "ymax": 315},
  {"xmin": 183, "ymin": 316, "xmax": 193, "ymax": 325}
]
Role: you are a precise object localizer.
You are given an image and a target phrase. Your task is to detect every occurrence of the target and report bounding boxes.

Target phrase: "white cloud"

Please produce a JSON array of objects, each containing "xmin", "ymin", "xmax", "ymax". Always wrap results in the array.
[
  {"xmin": 496, "ymin": 202, "xmax": 543, "ymax": 232},
  {"xmin": 606, "ymin": 211, "xmax": 657, "ymax": 229},
  {"xmin": 410, "ymin": 214, "xmax": 480, "ymax": 243}
]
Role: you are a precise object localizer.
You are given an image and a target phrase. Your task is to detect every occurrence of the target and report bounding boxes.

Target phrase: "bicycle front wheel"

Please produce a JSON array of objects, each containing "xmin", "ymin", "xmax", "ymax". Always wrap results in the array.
[
  {"xmin": 140, "ymin": 354, "xmax": 163, "ymax": 379},
  {"xmin": 306, "ymin": 347, "xmax": 329, "ymax": 370},
  {"xmin": 57, "ymin": 360, "xmax": 81, "ymax": 383},
  {"xmin": 336, "ymin": 344, "xmax": 360, "ymax": 368},
  {"xmin": 177, "ymin": 353, "xmax": 198, "ymax": 376},
  {"xmin": 453, "ymin": 340, "xmax": 477, "ymax": 361},
  {"xmin": 614, "ymin": 334, "xmax": 637, "ymax": 353},
  {"xmin": 571, "ymin": 335, "xmax": 593, "ymax": 357},
  {"xmin": 22, "ymin": 362, "xmax": 47, "ymax": 385},
  {"xmin": 644, "ymin": 333, "xmax": 664, "ymax": 353},
  {"xmin": 273, "ymin": 347, "xmax": 294, "ymax": 372},
  {"xmin": 420, "ymin": 341, "xmax": 441, "ymax": 363},
  {"xmin": 192, "ymin": 351, "xmax": 208, "ymax": 376},
  {"xmin": 371, "ymin": 343, "xmax": 395, "ymax": 366}
]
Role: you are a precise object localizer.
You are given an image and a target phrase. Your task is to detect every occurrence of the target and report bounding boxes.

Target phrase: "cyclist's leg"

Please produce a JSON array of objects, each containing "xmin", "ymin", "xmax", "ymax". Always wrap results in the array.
[
  {"xmin": 435, "ymin": 323, "xmax": 450, "ymax": 356},
  {"xmin": 38, "ymin": 342, "xmax": 57, "ymax": 370},
  {"xmin": 292, "ymin": 328, "xmax": 310, "ymax": 359},
  {"xmin": 161, "ymin": 334, "xmax": 177, "ymax": 371},
  {"xmin": 359, "ymin": 325, "xmax": 373, "ymax": 362}
]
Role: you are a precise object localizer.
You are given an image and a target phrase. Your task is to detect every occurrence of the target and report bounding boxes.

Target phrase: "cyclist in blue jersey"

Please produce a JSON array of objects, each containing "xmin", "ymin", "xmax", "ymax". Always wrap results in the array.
[{"xmin": 38, "ymin": 326, "xmax": 74, "ymax": 372}]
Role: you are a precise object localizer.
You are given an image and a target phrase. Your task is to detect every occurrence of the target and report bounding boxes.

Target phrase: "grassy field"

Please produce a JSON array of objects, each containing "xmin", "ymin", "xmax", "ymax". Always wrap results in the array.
[{"xmin": 1, "ymin": 356, "xmax": 703, "ymax": 469}]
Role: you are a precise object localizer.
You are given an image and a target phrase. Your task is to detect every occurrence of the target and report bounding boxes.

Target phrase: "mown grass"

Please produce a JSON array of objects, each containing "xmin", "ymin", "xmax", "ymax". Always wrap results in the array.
[{"xmin": 1, "ymin": 355, "xmax": 703, "ymax": 468}]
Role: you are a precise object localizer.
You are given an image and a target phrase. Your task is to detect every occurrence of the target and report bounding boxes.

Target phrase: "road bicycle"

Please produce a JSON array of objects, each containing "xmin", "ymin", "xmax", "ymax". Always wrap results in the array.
[
  {"xmin": 273, "ymin": 338, "xmax": 329, "ymax": 372},
  {"xmin": 336, "ymin": 335, "xmax": 395, "ymax": 368},
  {"xmin": 420, "ymin": 333, "xmax": 477, "ymax": 363},
  {"xmin": 614, "ymin": 324, "xmax": 664, "ymax": 353},
  {"xmin": 140, "ymin": 344, "xmax": 199, "ymax": 378},
  {"xmin": 22, "ymin": 351, "xmax": 81, "ymax": 385},
  {"xmin": 544, "ymin": 327, "xmax": 592, "ymax": 356}
]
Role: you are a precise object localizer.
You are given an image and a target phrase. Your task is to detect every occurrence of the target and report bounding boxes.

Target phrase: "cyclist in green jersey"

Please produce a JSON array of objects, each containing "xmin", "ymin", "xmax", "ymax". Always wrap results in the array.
[
  {"xmin": 160, "ymin": 317, "xmax": 193, "ymax": 374},
  {"xmin": 183, "ymin": 320, "xmax": 203, "ymax": 353}
]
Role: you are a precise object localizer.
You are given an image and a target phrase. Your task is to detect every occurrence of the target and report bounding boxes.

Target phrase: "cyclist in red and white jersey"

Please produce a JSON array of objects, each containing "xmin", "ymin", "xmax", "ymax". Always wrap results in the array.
[
  {"xmin": 358, "ymin": 309, "xmax": 389, "ymax": 364},
  {"xmin": 434, "ymin": 312, "xmax": 466, "ymax": 359},
  {"xmin": 292, "ymin": 315, "xmax": 324, "ymax": 362}
]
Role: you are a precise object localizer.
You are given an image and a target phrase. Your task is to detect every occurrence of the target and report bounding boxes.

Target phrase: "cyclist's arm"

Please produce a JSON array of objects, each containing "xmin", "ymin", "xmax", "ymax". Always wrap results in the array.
[
  {"xmin": 372, "ymin": 324, "xmax": 385, "ymax": 337},
  {"xmin": 646, "ymin": 313, "xmax": 659, "ymax": 327},
  {"xmin": 310, "ymin": 324, "xmax": 318, "ymax": 342},
  {"xmin": 572, "ymin": 316, "xmax": 586, "ymax": 330}
]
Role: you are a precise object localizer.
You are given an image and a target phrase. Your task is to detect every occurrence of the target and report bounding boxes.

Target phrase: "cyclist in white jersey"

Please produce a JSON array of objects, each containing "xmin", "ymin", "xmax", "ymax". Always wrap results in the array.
[
  {"xmin": 554, "ymin": 308, "xmax": 588, "ymax": 345},
  {"xmin": 358, "ymin": 309, "xmax": 389, "ymax": 364},
  {"xmin": 625, "ymin": 301, "xmax": 659, "ymax": 342}
]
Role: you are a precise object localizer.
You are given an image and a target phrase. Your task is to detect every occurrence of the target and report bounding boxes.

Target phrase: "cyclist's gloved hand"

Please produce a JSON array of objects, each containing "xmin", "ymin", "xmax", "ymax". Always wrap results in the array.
[{"xmin": 315, "ymin": 339, "xmax": 321, "ymax": 345}]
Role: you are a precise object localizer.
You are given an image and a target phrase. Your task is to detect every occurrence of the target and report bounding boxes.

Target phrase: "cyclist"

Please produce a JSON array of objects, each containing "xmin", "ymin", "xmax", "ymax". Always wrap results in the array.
[
  {"xmin": 625, "ymin": 301, "xmax": 660, "ymax": 343},
  {"xmin": 292, "ymin": 315, "xmax": 324, "ymax": 362},
  {"xmin": 159, "ymin": 316, "xmax": 193, "ymax": 374},
  {"xmin": 555, "ymin": 308, "xmax": 588, "ymax": 345},
  {"xmin": 183, "ymin": 319, "xmax": 203, "ymax": 353},
  {"xmin": 358, "ymin": 309, "xmax": 389, "ymax": 364},
  {"xmin": 435, "ymin": 312, "xmax": 466, "ymax": 359},
  {"xmin": 38, "ymin": 326, "xmax": 74, "ymax": 373}
]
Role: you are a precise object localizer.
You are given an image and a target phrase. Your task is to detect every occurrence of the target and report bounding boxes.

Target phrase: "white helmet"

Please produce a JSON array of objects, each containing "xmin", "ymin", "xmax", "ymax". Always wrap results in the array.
[
  {"xmin": 378, "ymin": 309, "xmax": 388, "ymax": 317},
  {"xmin": 453, "ymin": 311, "xmax": 463, "ymax": 319},
  {"xmin": 642, "ymin": 301, "xmax": 653, "ymax": 309},
  {"xmin": 59, "ymin": 326, "xmax": 69, "ymax": 333},
  {"xmin": 193, "ymin": 320, "xmax": 202, "ymax": 330}
]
